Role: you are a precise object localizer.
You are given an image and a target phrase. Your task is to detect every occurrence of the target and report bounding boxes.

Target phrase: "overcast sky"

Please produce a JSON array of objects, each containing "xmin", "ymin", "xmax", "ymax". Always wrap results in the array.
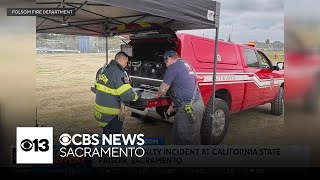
[
  {"xmin": 285, "ymin": 0, "xmax": 320, "ymax": 20},
  {"xmin": 180, "ymin": 0, "xmax": 284, "ymax": 43}
]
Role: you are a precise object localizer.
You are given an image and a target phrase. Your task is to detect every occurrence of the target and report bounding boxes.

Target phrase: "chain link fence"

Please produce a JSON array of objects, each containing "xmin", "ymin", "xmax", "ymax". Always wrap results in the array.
[{"xmin": 36, "ymin": 33, "xmax": 124, "ymax": 54}]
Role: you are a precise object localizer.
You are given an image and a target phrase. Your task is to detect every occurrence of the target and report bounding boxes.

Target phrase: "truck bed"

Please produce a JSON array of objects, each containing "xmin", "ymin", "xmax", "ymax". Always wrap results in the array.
[{"xmin": 129, "ymin": 87, "xmax": 172, "ymax": 108}]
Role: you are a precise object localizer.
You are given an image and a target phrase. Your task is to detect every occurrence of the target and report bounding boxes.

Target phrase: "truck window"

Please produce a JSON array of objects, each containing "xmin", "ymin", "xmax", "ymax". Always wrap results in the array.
[
  {"xmin": 190, "ymin": 38, "xmax": 238, "ymax": 65},
  {"xmin": 257, "ymin": 51, "xmax": 271, "ymax": 69},
  {"xmin": 244, "ymin": 49, "xmax": 259, "ymax": 68}
]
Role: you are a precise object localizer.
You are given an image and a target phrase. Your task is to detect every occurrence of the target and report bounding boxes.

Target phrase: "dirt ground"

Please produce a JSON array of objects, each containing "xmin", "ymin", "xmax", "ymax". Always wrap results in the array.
[{"xmin": 36, "ymin": 53, "xmax": 284, "ymax": 144}]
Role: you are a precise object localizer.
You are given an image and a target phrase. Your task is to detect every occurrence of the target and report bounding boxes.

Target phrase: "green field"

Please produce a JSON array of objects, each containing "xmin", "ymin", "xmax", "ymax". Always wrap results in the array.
[{"xmin": 266, "ymin": 51, "xmax": 284, "ymax": 62}]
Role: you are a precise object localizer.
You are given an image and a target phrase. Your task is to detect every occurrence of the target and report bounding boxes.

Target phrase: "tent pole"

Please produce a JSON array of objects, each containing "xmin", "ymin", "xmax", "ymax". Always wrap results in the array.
[
  {"xmin": 106, "ymin": 36, "xmax": 109, "ymax": 64},
  {"xmin": 211, "ymin": 27, "xmax": 219, "ymax": 130}
]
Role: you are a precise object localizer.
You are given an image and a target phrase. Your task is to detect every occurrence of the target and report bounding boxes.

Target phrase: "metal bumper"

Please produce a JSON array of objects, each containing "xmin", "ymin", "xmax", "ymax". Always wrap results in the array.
[
  {"xmin": 127, "ymin": 107, "xmax": 159, "ymax": 116},
  {"xmin": 127, "ymin": 107, "xmax": 151, "ymax": 116}
]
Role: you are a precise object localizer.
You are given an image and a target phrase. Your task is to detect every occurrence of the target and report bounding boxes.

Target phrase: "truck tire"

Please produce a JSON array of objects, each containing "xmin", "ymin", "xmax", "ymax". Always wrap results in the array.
[
  {"xmin": 271, "ymin": 87, "xmax": 284, "ymax": 115},
  {"xmin": 201, "ymin": 98, "xmax": 230, "ymax": 145}
]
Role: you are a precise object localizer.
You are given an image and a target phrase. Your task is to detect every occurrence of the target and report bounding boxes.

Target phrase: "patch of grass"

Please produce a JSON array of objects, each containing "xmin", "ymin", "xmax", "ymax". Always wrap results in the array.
[{"xmin": 266, "ymin": 51, "xmax": 284, "ymax": 63}]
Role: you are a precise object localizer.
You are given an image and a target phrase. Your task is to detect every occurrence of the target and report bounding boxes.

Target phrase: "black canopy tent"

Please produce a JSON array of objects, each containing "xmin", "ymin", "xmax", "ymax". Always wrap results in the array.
[
  {"xmin": 36, "ymin": 0, "xmax": 219, "ymax": 34},
  {"xmin": 36, "ymin": 0, "xmax": 221, "ymax": 144}
]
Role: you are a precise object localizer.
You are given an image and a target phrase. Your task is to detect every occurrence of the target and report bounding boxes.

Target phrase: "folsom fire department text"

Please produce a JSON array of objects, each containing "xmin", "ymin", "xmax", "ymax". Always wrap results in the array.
[{"xmin": 11, "ymin": 9, "xmax": 74, "ymax": 15}]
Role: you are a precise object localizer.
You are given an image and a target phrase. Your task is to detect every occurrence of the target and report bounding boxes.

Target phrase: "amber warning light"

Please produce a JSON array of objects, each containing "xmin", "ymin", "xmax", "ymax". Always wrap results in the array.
[{"xmin": 247, "ymin": 41, "xmax": 256, "ymax": 47}]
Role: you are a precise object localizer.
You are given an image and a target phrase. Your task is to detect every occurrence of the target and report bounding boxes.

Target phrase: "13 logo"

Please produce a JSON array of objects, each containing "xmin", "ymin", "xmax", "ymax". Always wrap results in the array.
[
  {"xmin": 16, "ymin": 127, "xmax": 53, "ymax": 164},
  {"xmin": 20, "ymin": 138, "xmax": 49, "ymax": 152}
]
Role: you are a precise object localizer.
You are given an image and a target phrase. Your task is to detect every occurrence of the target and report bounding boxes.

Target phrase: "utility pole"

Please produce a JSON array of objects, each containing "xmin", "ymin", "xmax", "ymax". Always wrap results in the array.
[{"xmin": 228, "ymin": 33, "xmax": 231, "ymax": 42}]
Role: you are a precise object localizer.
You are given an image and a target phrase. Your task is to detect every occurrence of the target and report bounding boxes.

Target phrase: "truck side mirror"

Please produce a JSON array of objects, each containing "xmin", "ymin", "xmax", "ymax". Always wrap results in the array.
[{"xmin": 277, "ymin": 62, "xmax": 284, "ymax": 70}]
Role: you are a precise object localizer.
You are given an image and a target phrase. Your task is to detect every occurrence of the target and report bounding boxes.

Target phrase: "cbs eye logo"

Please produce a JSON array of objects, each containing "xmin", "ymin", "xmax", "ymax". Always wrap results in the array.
[
  {"xmin": 20, "ymin": 138, "xmax": 49, "ymax": 152},
  {"xmin": 59, "ymin": 133, "xmax": 71, "ymax": 146}
]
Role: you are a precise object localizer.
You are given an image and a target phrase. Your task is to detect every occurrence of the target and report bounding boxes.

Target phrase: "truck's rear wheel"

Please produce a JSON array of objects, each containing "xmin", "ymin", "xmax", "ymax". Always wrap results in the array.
[
  {"xmin": 271, "ymin": 87, "xmax": 284, "ymax": 115},
  {"xmin": 201, "ymin": 98, "xmax": 230, "ymax": 145}
]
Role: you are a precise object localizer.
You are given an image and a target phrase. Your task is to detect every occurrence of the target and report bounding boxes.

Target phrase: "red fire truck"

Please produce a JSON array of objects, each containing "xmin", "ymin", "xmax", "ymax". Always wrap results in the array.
[{"xmin": 122, "ymin": 30, "xmax": 284, "ymax": 144}]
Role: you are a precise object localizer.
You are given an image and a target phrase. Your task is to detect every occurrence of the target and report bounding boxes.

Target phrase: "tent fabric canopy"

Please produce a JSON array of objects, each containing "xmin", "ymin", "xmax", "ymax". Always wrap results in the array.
[{"xmin": 36, "ymin": 0, "xmax": 220, "ymax": 36}]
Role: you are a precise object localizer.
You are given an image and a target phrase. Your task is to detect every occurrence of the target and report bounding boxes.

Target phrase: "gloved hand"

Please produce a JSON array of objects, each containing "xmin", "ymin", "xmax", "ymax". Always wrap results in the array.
[
  {"xmin": 167, "ymin": 104, "xmax": 176, "ymax": 113},
  {"xmin": 136, "ymin": 91, "xmax": 142, "ymax": 98},
  {"xmin": 156, "ymin": 106, "xmax": 177, "ymax": 119}
]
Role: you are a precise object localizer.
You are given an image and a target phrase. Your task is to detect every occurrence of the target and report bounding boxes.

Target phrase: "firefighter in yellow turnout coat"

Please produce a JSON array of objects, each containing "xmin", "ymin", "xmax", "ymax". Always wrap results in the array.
[{"xmin": 94, "ymin": 52, "xmax": 139, "ymax": 135}]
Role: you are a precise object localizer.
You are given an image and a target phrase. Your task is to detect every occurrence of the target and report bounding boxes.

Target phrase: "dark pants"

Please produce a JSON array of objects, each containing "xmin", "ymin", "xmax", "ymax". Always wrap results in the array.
[
  {"xmin": 172, "ymin": 98, "xmax": 205, "ymax": 145},
  {"xmin": 103, "ymin": 116, "xmax": 123, "ymax": 135}
]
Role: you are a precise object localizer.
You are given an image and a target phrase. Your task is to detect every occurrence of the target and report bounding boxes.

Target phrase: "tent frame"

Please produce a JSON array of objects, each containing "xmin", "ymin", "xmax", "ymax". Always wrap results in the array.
[{"xmin": 36, "ymin": 0, "xmax": 220, "ymax": 144}]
